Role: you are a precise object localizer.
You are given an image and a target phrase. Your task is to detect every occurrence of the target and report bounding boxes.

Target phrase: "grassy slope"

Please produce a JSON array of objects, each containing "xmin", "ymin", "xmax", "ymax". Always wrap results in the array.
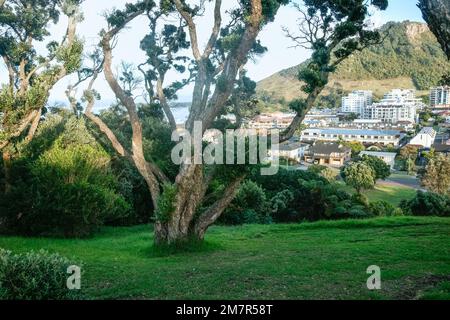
[{"xmin": 1, "ymin": 217, "xmax": 449, "ymax": 300}]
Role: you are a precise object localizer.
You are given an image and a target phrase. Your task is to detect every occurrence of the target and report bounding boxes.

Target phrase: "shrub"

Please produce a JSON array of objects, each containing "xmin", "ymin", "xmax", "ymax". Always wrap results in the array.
[
  {"xmin": 0, "ymin": 249, "xmax": 83, "ymax": 300},
  {"xmin": 342, "ymin": 163, "xmax": 376, "ymax": 194},
  {"xmin": 249, "ymin": 168, "xmax": 371, "ymax": 223},
  {"xmin": 221, "ymin": 181, "xmax": 271, "ymax": 225},
  {"xmin": 400, "ymin": 191, "xmax": 450, "ymax": 217},
  {"xmin": 351, "ymin": 193, "xmax": 370, "ymax": 207},
  {"xmin": 0, "ymin": 117, "xmax": 132, "ymax": 237},
  {"xmin": 7, "ymin": 182, "xmax": 132, "ymax": 237},
  {"xmin": 358, "ymin": 155, "xmax": 391, "ymax": 181},
  {"xmin": 348, "ymin": 205, "xmax": 372, "ymax": 219},
  {"xmin": 369, "ymin": 200, "xmax": 398, "ymax": 216}
]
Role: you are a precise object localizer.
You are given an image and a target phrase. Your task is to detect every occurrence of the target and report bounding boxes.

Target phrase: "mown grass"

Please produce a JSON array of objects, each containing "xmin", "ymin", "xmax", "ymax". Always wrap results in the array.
[
  {"xmin": 338, "ymin": 183, "xmax": 417, "ymax": 206},
  {"xmin": 0, "ymin": 217, "xmax": 449, "ymax": 300}
]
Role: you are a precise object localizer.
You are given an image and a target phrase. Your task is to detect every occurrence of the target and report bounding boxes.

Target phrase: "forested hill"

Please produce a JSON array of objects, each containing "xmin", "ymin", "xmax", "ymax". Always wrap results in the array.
[{"xmin": 256, "ymin": 21, "xmax": 450, "ymax": 110}]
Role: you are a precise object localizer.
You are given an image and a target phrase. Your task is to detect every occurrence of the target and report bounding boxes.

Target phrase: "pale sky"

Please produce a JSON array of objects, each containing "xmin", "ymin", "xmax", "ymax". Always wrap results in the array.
[{"xmin": 0, "ymin": 0, "xmax": 425, "ymax": 105}]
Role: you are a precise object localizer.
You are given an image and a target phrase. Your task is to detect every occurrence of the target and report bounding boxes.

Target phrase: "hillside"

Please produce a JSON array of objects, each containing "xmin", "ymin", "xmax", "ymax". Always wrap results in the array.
[{"xmin": 257, "ymin": 21, "xmax": 450, "ymax": 111}]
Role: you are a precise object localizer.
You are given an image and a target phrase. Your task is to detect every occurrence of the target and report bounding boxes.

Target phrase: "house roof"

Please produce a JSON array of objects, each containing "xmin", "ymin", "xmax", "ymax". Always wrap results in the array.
[
  {"xmin": 418, "ymin": 127, "xmax": 436, "ymax": 137},
  {"xmin": 303, "ymin": 128, "xmax": 402, "ymax": 137},
  {"xmin": 279, "ymin": 142, "xmax": 308, "ymax": 151},
  {"xmin": 433, "ymin": 144, "xmax": 450, "ymax": 153},
  {"xmin": 360, "ymin": 151, "xmax": 397, "ymax": 158},
  {"xmin": 308, "ymin": 142, "xmax": 351, "ymax": 155}
]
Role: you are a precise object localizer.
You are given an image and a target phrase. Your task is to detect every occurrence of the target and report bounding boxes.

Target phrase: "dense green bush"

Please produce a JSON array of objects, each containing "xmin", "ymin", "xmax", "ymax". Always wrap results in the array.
[
  {"xmin": 248, "ymin": 168, "xmax": 370, "ymax": 223},
  {"xmin": 221, "ymin": 180, "xmax": 272, "ymax": 225},
  {"xmin": 0, "ymin": 249, "xmax": 83, "ymax": 300},
  {"xmin": 356, "ymin": 155, "xmax": 391, "ymax": 181},
  {"xmin": 400, "ymin": 191, "xmax": 450, "ymax": 217},
  {"xmin": 369, "ymin": 200, "xmax": 403, "ymax": 217},
  {"xmin": 0, "ymin": 116, "xmax": 132, "ymax": 237}
]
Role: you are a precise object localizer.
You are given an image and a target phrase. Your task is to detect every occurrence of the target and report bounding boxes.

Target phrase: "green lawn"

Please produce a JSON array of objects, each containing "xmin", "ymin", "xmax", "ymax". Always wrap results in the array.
[
  {"xmin": 362, "ymin": 185, "xmax": 417, "ymax": 206},
  {"xmin": 338, "ymin": 183, "xmax": 417, "ymax": 206},
  {"xmin": 1, "ymin": 217, "xmax": 450, "ymax": 300}
]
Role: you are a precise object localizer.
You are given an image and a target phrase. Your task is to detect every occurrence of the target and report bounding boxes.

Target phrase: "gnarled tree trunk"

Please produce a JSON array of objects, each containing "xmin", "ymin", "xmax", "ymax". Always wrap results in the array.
[{"xmin": 87, "ymin": 0, "xmax": 268, "ymax": 246}]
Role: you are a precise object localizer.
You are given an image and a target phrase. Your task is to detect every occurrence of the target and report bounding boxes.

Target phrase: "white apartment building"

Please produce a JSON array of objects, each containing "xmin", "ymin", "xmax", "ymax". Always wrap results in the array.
[
  {"xmin": 363, "ymin": 89, "xmax": 420, "ymax": 124},
  {"xmin": 364, "ymin": 102, "xmax": 417, "ymax": 124},
  {"xmin": 430, "ymin": 86, "xmax": 450, "ymax": 109},
  {"xmin": 408, "ymin": 127, "xmax": 437, "ymax": 149},
  {"xmin": 300, "ymin": 128, "xmax": 404, "ymax": 146},
  {"xmin": 383, "ymin": 89, "xmax": 416, "ymax": 101},
  {"xmin": 341, "ymin": 90, "xmax": 373, "ymax": 115}
]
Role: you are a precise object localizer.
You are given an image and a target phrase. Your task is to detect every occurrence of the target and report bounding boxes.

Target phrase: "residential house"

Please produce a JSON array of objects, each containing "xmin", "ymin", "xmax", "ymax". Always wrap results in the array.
[
  {"xmin": 359, "ymin": 151, "xmax": 397, "ymax": 169},
  {"xmin": 304, "ymin": 142, "xmax": 352, "ymax": 167},
  {"xmin": 433, "ymin": 139, "xmax": 450, "ymax": 155},
  {"xmin": 271, "ymin": 141, "xmax": 310, "ymax": 163},
  {"xmin": 408, "ymin": 127, "xmax": 437, "ymax": 149}
]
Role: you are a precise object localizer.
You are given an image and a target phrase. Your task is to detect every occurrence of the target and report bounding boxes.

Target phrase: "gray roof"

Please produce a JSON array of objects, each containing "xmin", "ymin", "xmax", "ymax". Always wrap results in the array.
[
  {"xmin": 304, "ymin": 128, "xmax": 402, "ymax": 136},
  {"xmin": 308, "ymin": 142, "xmax": 351, "ymax": 155},
  {"xmin": 433, "ymin": 144, "xmax": 450, "ymax": 153},
  {"xmin": 360, "ymin": 151, "xmax": 397, "ymax": 158},
  {"xmin": 279, "ymin": 142, "xmax": 308, "ymax": 151}
]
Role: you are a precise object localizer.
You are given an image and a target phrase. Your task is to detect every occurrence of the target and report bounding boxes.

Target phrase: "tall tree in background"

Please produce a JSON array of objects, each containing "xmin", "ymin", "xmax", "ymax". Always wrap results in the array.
[
  {"xmin": 0, "ymin": 0, "xmax": 84, "ymax": 192},
  {"xmin": 85, "ymin": 0, "xmax": 288, "ymax": 245},
  {"xmin": 280, "ymin": 0, "xmax": 388, "ymax": 141},
  {"xmin": 421, "ymin": 154, "xmax": 450, "ymax": 195},
  {"xmin": 418, "ymin": 0, "xmax": 450, "ymax": 59},
  {"xmin": 342, "ymin": 162, "xmax": 376, "ymax": 195},
  {"xmin": 418, "ymin": 0, "xmax": 450, "ymax": 85}
]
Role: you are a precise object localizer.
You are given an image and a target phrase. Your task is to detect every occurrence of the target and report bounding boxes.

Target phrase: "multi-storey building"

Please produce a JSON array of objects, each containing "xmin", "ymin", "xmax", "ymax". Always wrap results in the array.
[
  {"xmin": 383, "ymin": 89, "xmax": 416, "ymax": 101},
  {"xmin": 430, "ymin": 86, "xmax": 450, "ymax": 109},
  {"xmin": 300, "ymin": 128, "xmax": 404, "ymax": 146},
  {"xmin": 363, "ymin": 89, "xmax": 420, "ymax": 125},
  {"xmin": 364, "ymin": 102, "xmax": 417, "ymax": 124},
  {"xmin": 341, "ymin": 90, "xmax": 373, "ymax": 115}
]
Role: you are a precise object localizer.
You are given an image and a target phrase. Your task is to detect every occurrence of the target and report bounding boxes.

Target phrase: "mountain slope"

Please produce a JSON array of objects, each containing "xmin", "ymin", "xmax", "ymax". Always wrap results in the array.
[{"xmin": 257, "ymin": 21, "xmax": 450, "ymax": 110}]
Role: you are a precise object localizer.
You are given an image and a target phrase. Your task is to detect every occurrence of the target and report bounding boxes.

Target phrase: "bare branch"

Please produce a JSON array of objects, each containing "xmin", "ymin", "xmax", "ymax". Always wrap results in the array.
[
  {"xmin": 0, "ymin": 110, "xmax": 39, "ymax": 151},
  {"xmin": 156, "ymin": 77, "xmax": 177, "ymax": 130},
  {"xmin": 194, "ymin": 175, "xmax": 245, "ymax": 238},
  {"xmin": 173, "ymin": 0, "xmax": 202, "ymax": 61},
  {"xmin": 202, "ymin": 0, "xmax": 222, "ymax": 59}
]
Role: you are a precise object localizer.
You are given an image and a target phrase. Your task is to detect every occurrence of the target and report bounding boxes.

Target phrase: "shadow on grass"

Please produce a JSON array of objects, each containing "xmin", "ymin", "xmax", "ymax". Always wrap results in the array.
[
  {"xmin": 266, "ymin": 217, "xmax": 447, "ymax": 233},
  {"xmin": 144, "ymin": 239, "xmax": 226, "ymax": 258}
]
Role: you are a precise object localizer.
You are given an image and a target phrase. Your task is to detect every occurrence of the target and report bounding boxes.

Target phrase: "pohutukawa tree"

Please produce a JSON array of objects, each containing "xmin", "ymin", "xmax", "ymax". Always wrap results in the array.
[
  {"xmin": 418, "ymin": 0, "xmax": 450, "ymax": 60},
  {"xmin": 83, "ymin": 0, "xmax": 288, "ymax": 245},
  {"xmin": 280, "ymin": 0, "xmax": 388, "ymax": 142},
  {"xmin": 85, "ymin": 0, "xmax": 389, "ymax": 246},
  {"xmin": 0, "ymin": 0, "xmax": 84, "ymax": 192},
  {"xmin": 418, "ymin": 0, "xmax": 450, "ymax": 85}
]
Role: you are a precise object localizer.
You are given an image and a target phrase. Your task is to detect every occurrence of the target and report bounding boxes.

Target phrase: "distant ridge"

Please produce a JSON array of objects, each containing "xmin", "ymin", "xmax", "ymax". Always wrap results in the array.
[{"xmin": 256, "ymin": 21, "xmax": 450, "ymax": 111}]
